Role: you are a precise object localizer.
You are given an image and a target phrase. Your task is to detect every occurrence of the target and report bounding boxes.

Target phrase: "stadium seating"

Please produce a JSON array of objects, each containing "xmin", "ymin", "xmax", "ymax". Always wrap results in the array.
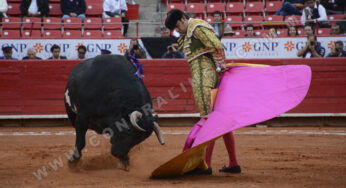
[
  {"xmin": 277, "ymin": 29, "xmax": 288, "ymax": 37},
  {"xmin": 187, "ymin": 3, "xmax": 205, "ymax": 18},
  {"xmin": 84, "ymin": 18, "xmax": 102, "ymax": 30},
  {"xmin": 204, "ymin": 16, "xmax": 213, "ymax": 23},
  {"xmin": 103, "ymin": 30, "xmax": 123, "ymax": 38},
  {"xmin": 86, "ymin": 3, "xmax": 103, "ymax": 17},
  {"xmin": 83, "ymin": 30, "xmax": 103, "ymax": 38},
  {"xmin": 43, "ymin": 17, "xmax": 62, "ymax": 30},
  {"xmin": 225, "ymin": 2, "xmax": 243, "ymax": 16},
  {"xmin": 85, "ymin": 0, "xmax": 103, "ymax": 5},
  {"xmin": 233, "ymin": 30, "xmax": 246, "ymax": 37},
  {"xmin": 328, "ymin": 14, "xmax": 344, "ymax": 25},
  {"xmin": 224, "ymin": 16, "xmax": 242, "ymax": 29},
  {"xmin": 265, "ymin": 1, "xmax": 282, "ymax": 15},
  {"xmin": 244, "ymin": 15, "xmax": 263, "ymax": 28},
  {"xmin": 1, "ymin": 17, "xmax": 21, "ymax": 30},
  {"xmin": 264, "ymin": 15, "xmax": 284, "ymax": 28},
  {"xmin": 317, "ymin": 28, "xmax": 331, "ymax": 36},
  {"xmin": 103, "ymin": 17, "xmax": 122, "ymax": 30},
  {"xmin": 63, "ymin": 18, "xmax": 82, "ymax": 30},
  {"xmin": 245, "ymin": 2, "xmax": 264, "ymax": 16},
  {"xmin": 43, "ymin": 30, "xmax": 62, "ymax": 39},
  {"xmin": 254, "ymin": 29, "xmax": 267, "ymax": 37},
  {"xmin": 167, "ymin": 3, "xmax": 186, "ymax": 12},
  {"xmin": 49, "ymin": 3, "xmax": 63, "ymax": 17},
  {"xmin": 22, "ymin": 30, "xmax": 42, "ymax": 38},
  {"xmin": 285, "ymin": 15, "xmax": 302, "ymax": 27},
  {"xmin": 63, "ymin": 30, "xmax": 82, "ymax": 39},
  {"xmin": 206, "ymin": 3, "xmax": 225, "ymax": 17},
  {"xmin": 1, "ymin": 30, "xmax": 21, "ymax": 38},
  {"xmin": 6, "ymin": 3, "xmax": 21, "ymax": 16},
  {"xmin": 22, "ymin": 17, "xmax": 42, "ymax": 30}
]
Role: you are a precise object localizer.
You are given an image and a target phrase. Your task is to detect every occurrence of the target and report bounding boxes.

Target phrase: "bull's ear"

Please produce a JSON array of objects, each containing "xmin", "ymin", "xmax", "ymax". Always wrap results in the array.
[{"xmin": 153, "ymin": 115, "xmax": 158, "ymax": 121}]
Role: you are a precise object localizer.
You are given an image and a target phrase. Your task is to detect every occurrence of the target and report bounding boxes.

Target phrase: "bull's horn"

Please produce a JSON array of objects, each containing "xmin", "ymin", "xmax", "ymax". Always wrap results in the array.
[
  {"xmin": 153, "ymin": 122, "xmax": 165, "ymax": 145},
  {"xmin": 130, "ymin": 111, "xmax": 146, "ymax": 132}
]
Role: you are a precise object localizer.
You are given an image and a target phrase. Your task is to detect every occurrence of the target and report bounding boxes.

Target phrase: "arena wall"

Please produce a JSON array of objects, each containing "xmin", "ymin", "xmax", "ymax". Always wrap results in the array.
[{"xmin": 0, "ymin": 58, "xmax": 345, "ymax": 126}]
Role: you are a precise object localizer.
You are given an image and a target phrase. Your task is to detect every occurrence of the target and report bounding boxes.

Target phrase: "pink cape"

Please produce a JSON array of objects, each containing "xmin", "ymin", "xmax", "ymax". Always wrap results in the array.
[{"xmin": 183, "ymin": 65, "xmax": 311, "ymax": 151}]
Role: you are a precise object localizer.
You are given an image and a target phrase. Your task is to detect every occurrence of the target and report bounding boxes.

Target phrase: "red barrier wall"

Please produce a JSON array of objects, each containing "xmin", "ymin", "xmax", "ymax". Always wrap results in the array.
[{"xmin": 0, "ymin": 58, "xmax": 345, "ymax": 115}]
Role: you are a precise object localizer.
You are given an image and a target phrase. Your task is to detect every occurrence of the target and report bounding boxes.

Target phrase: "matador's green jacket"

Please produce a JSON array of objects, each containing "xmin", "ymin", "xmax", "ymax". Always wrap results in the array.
[{"xmin": 178, "ymin": 18, "xmax": 226, "ymax": 117}]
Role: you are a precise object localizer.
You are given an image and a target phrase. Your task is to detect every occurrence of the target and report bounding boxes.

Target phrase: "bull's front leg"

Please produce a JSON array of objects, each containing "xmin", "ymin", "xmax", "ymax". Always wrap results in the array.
[
  {"xmin": 68, "ymin": 116, "xmax": 88, "ymax": 164},
  {"xmin": 111, "ymin": 145, "xmax": 129, "ymax": 171}
]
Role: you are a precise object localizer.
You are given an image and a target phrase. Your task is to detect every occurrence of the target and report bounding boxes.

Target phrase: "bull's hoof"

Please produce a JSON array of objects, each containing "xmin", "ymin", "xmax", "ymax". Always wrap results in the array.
[
  {"xmin": 117, "ymin": 160, "xmax": 129, "ymax": 171},
  {"xmin": 67, "ymin": 155, "xmax": 81, "ymax": 164}
]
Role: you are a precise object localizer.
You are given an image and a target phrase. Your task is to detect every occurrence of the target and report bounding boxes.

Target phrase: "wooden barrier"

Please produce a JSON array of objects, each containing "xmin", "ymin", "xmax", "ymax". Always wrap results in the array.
[{"xmin": 0, "ymin": 58, "xmax": 345, "ymax": 116}]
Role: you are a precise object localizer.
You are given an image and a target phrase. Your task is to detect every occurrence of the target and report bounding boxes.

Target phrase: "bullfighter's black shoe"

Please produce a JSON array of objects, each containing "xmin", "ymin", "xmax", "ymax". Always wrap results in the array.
[
  {"xmin": 184, "ymin": 168, "xmax": 212, "ymax": 175},
  {"xmin": 219, "ymin": 165, "xmax": 241, "ymax": 173}
]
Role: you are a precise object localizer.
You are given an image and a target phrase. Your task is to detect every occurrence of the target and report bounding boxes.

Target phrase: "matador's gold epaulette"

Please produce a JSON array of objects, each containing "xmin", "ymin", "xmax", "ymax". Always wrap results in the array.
[{"xmin": 177, "ymin": 35, "xmax": 184, "ymax": 51}]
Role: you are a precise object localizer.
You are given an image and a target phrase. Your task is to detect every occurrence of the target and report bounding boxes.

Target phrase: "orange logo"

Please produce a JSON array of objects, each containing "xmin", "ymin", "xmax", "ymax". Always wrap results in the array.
[
  {"xmin": 284, "ymin": 41, "xmax": 295, "ymax": 51},
  {"xmin": 117, "ymin": 43, "xmax": 127, "ymax": 54},
  {"xmin": 328, "ymin": 41, "xmax": 335, "ymax": 50},
  {"xmin": 33, "ymin": 43, "xmax": 44, "ymax": 53},
  {"xmin": 75, "ymin": 43, "xmax": 84, "ymax": 50},
  {"xmin": 242, "ymin": 42, "xmax": 252, "ymax": 52}
]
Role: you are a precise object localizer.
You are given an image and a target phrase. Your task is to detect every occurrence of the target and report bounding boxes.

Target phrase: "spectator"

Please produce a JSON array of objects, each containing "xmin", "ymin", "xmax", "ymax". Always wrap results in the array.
[
  {"xmin": 101, "ymin": 49, "xmax": 111, "ymax": 55},
  {"xmin": 22, "ymin": 48, "xmax": 41, "ymax": 59},
  {"xmin": 161, "ymin": 43, "xmax": 184, "ymax": 59},
  {"xmin": 245, "ymin": 24, "xmax": 257, "ymax": 37},
  {"xmin": 301, "ymin": 0, "xmax": 328, "ymax": 29},
  {"xmin": 20, "ymin": 0, "xmax": 50, "ymax": 17},
  {"xmin": 303, "ymin": 24, "xmax": 314, "ymax": 36},
  {"xmin": 330, "ymin": 24, "xmax": 341, "ymax": 35},
  {"xmin": 336, "ymin": 11, "xmax": 346, "ymax": 34},
  {"xmin": 267, "ymin": 27, "xmax": 278, "ymax": 38},
  {"xmin": 320, "ymin": 0, "xmax": 344, "ymax": 15},
  {"xmin": 211, "ymin": 11, "xmax": 224, "ymax": 39},
  {"xmin": 103, "ymin": 0, "xmax": 129, "ymax": 37},
  {"xmin": 223, "ymin": 26, "xmax": 234, "ymax": 37},
  {"xmin": 275, "ymin": 0, "xmax": 304, "ymax": 18},
  {"xmin": 327, "ymin": 40, "xmax": 346, "ymax": 57},
  {"xmin": 0, "ymin": 0, "xmax": 8, "ymax": 19},
  {"xmin": 0, "ymin": 46, "xmax": 17, "ymax": 60},
  {"xmin": 124, "ymin": 39, "xmax": 146, "ymax": 61},
  {"xmin": 61, "ymin": 0, "xmax": 86, "ymax": 21},
  {"xmin": 288, "ymin": 26, "xmax": 299, "ymax": 36},
  {"xmin": 48, "ymin": 44, "xmax": 67, "ymax": 59},
  {"xmin": 297, "ymin": 34, "xmax": 325, "ymax": 58},
  {"xmin": 161, "ymin": 27, "xmax": 171, "ymax": 38},
  {"xmin": 77, "ymin": 45, "xmax": 86, "ymax": 59}
]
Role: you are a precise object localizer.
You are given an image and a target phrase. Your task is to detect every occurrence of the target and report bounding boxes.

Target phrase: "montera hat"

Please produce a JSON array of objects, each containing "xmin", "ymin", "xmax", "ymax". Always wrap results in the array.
[{"xmin": 165, "ymin": 9, "xmax": 184, "ymax": 30}]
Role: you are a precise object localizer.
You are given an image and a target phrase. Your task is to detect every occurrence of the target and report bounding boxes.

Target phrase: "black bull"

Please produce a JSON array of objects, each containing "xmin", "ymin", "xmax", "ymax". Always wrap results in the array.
[{"xmin": 64, "ymin": 55, "xmax": 164, "ymax": 169}]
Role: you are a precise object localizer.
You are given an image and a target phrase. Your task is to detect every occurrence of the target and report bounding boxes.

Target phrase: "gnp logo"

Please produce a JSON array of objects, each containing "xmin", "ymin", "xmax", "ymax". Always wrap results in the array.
[
  {"xmin": 33, "ymin": 43, "xmax": 44, "ymax": 53},
  {"xmin": 75, "ymin": 43, "xmax": 84, "ymax": 50},
  {"xmin": 284, "ymin": 41, "xmax": 295, "ymax": 51},
  {"xmin": 328, "ymin": 41, "xmax": 335, "ymax": 50},
  {"xmin": 117, "ymin": 43, "xmax": 128, "ymax": 54},
  {"xmin": 242, "ymin": 42, "xmax": 252, "ymax": 52}
]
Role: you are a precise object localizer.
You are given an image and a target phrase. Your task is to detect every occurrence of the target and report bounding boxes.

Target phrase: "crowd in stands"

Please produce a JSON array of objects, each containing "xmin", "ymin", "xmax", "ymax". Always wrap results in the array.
[
  {"xmin": 0, "ymin": 0, "xmax": 130, "ymax": 38},
  {"xmin": 166, "ymin": 0, "xmax": 345, "ymax": 37}
]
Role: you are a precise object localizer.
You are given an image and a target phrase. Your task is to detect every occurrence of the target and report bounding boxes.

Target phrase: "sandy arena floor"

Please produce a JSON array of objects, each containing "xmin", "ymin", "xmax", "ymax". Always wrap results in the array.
[{"xmin": 0, "ymin": 126, "xmax": 345, "ymax": 188}]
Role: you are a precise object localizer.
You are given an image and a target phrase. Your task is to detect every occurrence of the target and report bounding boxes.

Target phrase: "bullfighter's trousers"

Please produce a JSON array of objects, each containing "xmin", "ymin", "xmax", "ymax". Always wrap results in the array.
[{"xmin": 189, "ymin": 55, "xmax": 218, "ymax": 117}]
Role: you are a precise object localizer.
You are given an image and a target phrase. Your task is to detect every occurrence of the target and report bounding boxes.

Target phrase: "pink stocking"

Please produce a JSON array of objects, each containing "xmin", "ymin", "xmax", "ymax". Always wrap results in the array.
[
  {"xmin": 223, "ymin": 131, "xmax": 239, "ymax": 167},
  {"xmin": 205, "ymin": 141, "xmax": 215, "ymax": 168}
]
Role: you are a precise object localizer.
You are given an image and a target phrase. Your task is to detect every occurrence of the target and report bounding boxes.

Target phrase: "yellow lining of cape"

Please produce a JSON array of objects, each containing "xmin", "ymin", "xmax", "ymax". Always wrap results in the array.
[{"xmin": 226, "ymin": 63, "xmax": 270, "ymax": 67}]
